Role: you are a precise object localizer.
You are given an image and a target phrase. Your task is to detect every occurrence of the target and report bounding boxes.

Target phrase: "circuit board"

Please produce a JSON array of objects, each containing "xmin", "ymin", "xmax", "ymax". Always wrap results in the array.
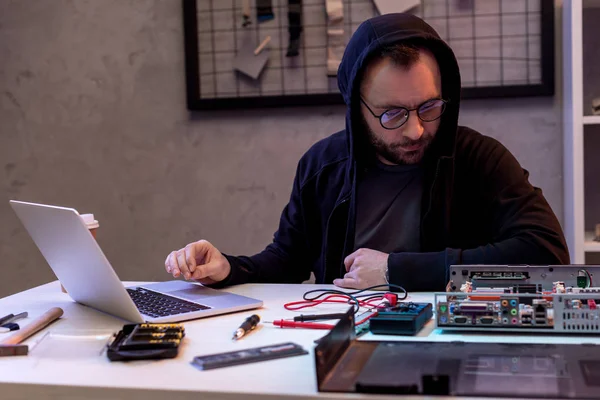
[
  {"xmin": 436, "ymin": 289, "xmax": 600, "ymax": 333},
  {"xmin": 447, "ymin": 264, "xmax": 599, "ymax": 291}
]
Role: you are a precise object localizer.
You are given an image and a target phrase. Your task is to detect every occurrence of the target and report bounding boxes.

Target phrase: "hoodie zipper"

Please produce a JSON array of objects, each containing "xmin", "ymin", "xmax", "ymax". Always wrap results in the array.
[
  {"xmin": 422, "ymin": 156, "xmax": 452, "ymax": 247},
  {"xmin": 324, "ymin": 197, "xmax": 350, "ymax": 281},
  {"xmin": 422, "ymin": 159, "xmax": 442, "ymax": 223}
]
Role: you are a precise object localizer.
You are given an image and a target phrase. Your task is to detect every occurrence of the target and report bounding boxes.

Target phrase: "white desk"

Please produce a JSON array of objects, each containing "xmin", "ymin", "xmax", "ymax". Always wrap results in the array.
[{"xmin": 1, "ymin": 282, "xmax": 599, "ymax": 400}]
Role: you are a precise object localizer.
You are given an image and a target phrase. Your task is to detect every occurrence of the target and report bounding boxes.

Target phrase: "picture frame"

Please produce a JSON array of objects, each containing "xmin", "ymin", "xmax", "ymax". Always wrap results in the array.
[{"xmin": 183, "ymin": 0, "xmax": 555, "ymax": 110}]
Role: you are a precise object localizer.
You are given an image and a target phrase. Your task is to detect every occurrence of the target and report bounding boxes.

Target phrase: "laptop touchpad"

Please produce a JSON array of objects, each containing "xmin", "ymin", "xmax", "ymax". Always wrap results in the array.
[{"xmin": 141, "ymin": 280, "xmax": 227, "ymax": 300}]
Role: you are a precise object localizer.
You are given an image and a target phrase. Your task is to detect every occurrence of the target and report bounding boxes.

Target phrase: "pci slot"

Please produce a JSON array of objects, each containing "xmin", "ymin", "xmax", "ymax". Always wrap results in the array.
[{"xmin": 470, "ymin": 271, "xmax": 530, "ymax": 281}]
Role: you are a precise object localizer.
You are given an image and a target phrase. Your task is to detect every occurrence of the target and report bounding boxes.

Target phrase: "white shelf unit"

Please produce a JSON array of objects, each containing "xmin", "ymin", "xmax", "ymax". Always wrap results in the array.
[
  {"xmin": 583, "ymin": 115, "xmax": 600, "ymax": 124},
  {"xmin": 563, "ymin": 0, "xmax": 600, "ymax": 263}
]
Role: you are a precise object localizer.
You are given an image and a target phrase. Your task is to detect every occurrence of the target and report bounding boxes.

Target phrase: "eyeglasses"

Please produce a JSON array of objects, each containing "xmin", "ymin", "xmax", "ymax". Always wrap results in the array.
[{"xmin": 360, "ymin": 97, "xmax": 447, "ymax": 130}]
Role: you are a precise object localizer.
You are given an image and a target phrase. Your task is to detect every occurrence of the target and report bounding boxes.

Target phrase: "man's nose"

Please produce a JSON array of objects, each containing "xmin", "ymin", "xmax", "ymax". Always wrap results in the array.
[{"xmin": 402, "ymin": 110, "xmax": 424, "ymax": 141}]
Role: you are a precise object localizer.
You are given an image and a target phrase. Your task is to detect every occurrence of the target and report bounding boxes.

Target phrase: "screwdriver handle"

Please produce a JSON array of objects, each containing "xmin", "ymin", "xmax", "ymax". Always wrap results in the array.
[{"xmin": 240, "ymin": 314, "xmax": 260, "ymax": 331}]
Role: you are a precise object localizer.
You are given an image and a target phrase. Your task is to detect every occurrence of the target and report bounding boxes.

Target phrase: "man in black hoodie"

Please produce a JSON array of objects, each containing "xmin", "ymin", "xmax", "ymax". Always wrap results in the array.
[{"xmin": 165, "ymin": 14, "xmax": 569, "ymax": 291}]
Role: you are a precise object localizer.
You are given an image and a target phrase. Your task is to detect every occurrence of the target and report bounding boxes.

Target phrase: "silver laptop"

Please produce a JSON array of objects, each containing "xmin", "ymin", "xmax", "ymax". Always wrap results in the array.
[{"xmin": 10, "ymin": 200, "xmax": 263, "ymax": 323}]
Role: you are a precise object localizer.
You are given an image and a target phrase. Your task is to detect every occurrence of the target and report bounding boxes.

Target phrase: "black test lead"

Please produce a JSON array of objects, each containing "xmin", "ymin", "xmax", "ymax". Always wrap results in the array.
[
  {"xmin": 232, "ymin": 314, "xmax": 260, "ymax": 340},
  {"xmin": 293, "ymin": 313, "xmax": 348, "ymax": 322}
]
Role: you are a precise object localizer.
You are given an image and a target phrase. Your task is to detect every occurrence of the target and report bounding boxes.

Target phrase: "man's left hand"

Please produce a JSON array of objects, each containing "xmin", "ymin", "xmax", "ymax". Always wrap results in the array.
[{"xmin": 333, "ymin": 248, "xmax": 389, "ymax": 289}]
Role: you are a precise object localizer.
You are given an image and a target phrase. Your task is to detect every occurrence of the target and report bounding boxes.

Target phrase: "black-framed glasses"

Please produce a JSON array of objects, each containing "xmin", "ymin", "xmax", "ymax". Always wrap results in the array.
[{"xmin": 360, "ymin": 97, "xmax": 448, "ymax": 130}]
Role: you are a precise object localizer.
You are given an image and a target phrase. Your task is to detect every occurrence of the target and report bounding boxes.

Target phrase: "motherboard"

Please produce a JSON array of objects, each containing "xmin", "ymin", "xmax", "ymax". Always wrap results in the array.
[{"xmin": 436, "ymin": 265, "xmax": 600, "ymax": 333}]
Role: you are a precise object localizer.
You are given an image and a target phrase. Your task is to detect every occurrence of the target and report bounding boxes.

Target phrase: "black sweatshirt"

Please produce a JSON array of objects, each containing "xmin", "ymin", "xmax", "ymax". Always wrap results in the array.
[{"xmin": 216, "ymin": 13, "xmax": 569, "ymax": 291}]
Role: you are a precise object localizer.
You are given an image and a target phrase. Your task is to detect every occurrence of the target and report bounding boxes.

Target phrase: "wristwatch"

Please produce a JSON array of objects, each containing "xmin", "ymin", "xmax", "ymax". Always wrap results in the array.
[{"xmin": 384, "ymin": 266, "xmax": 390, "ymax": 284}]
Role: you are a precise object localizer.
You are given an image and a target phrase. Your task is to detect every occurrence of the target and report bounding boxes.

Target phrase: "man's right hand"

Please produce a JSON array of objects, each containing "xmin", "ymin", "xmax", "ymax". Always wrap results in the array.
[{"xmin": 164, "ymin": 240, "xmax": 231, "ymax": 285}]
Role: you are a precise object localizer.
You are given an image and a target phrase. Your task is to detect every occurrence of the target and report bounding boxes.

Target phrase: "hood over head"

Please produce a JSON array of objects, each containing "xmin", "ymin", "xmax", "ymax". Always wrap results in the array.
[{"xmin": 337, "ymin": 13, "xmax": 461, "ymax": 164}]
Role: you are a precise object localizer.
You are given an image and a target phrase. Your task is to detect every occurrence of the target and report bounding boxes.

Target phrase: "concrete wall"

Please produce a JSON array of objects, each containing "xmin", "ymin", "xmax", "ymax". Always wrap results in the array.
[{"xmin": 0, "ymin": 0, "xmax": 564, "ymax": 297}]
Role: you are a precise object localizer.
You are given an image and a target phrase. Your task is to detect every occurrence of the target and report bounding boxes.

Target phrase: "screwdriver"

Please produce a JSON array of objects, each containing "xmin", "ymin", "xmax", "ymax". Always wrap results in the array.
[{"xmin": 232, "ymin": 314, "xmax": 260, "ymax": 340}]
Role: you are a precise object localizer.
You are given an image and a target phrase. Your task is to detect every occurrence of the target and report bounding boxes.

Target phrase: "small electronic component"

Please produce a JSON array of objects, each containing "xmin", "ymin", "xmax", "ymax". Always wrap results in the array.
[
  {"xmin": 383, "ymin": 293, "xmax": 398, "ymax": 307},
  {"xmin": 369, "ymin": 302, "xmax": 432, "ymax": 335},
  {"xmin": 107, "ymin": 323, "xmax": 185, "ymax": 361},
  {"xmin": 578, "ymin": 270, "xmax": 589, "ymax": 288},
  {"xmin": 192, "ymin": 342, "xmax": 307, "ymax": 370}
]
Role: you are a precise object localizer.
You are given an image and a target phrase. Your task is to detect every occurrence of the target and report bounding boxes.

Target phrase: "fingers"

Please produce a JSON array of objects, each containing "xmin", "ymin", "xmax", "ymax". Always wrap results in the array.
[
  {"xmin": 349, "ymin": 262, "xmax": 361, "ymax": 272},
  {"xmin": 190, "ymin": 258, "xmax": 222, "ymax": 280},
  {"xmin": 190, "ymin": 263, "xmax": 210, "ymax": 280},
  {"xmin": 193, "ymin": 239, "xmax": 215, "ymax": 266},
  {"xmin": 164, "ymin": 254, "xmax": 171, "ymax": 273},
  {"xmin": 196, "ymin": 277, "xmax": 217, "ymax": 285},
  {"xmin": 191, "ymin": 257, "xmax": 231, "ymax": 283},
  {"xmin": 164, "ymin": 248, "xmax": 193, "ymax": 279},
  {"xmin": 343, "ymin": 249, "xmax": 359, "ymax": 272},
  {"xmin": 176, "ymin": 249, "xmax": 192, "ymax": 279},
  {"xmin": 165, "ymin": 251, "xmax": 181, "ymax": 278},
  {"xmin": 165, "ymin": 240, "xmax": 218, "ymax": 281},
  {"xmin": 333, "ymin": 277, "xmax": 359, "ymax": 289},
  {"xmin": 333, "ymin": 270, "xmax": 359, "ymax": 289},
  {"xmin": 184, "ymin": 244, "xmax": 197, "ymax": 274}
]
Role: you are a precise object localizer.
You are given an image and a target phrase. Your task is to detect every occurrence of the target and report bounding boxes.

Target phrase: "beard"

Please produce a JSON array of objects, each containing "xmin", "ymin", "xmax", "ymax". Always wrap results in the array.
[{"xmin": 362, "ymin": 118, "xmax": 435, "ymax": 165}]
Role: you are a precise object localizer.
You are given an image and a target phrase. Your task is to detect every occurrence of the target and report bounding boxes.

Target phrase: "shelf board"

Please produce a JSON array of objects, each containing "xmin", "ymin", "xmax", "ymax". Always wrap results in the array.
[
  {"xmin": 583, "ymin": 116, "xmax": 600, "ymax": 125},
  {"xmin": 585, "ymin": 231, "xmax": 600, "ymax": 252}
]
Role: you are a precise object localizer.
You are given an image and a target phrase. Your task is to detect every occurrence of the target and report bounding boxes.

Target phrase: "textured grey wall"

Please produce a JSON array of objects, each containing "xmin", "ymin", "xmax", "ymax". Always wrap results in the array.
[{"xmin": 0, "ymin": 0, "xmax": 563, "ymax": 298}]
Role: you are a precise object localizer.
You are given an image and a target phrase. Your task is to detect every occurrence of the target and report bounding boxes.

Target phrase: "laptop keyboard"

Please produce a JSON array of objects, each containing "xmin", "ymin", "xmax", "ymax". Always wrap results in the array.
[{"xmin": 126, "ymin": 287, "xmax": 211, "ymax": 318}]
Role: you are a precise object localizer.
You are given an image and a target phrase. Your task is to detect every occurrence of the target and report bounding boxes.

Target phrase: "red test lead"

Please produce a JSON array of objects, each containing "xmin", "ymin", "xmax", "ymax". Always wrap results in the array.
[
  {"xmin": 270, "ymin": 320, "xmax": 335, "ymax": 329},
  {"xmin": 269, "ymin": 312, "xmax": 376, "ymax": 330}
]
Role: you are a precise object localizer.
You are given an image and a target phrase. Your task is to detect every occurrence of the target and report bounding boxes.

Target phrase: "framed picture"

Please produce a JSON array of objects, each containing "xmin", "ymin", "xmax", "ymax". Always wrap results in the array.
[{"xmin": 183, "ymin": 0, "xmax": 555, "ymax": 110}]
